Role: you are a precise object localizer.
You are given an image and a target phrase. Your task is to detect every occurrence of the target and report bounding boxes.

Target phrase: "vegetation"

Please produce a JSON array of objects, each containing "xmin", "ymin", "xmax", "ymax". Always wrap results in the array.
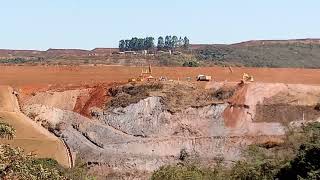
[
  {"xmin": 196, "ymin": 43, "xmax": 320, "ymax": 68},
  {"xmin": 151, "ymin": 122, "xmax": 320, "ymax": 180},
  {"xmin": 160, "ymin": 35, "xmax": 189, "ymax": 50},
  {"xmin": 119, "ymin": 37, "xmax": 155, "ymax": 51},
  {"xmin": 0, "ymin": 145, "xmax": 66, "ymax": 179},
  {"xmin": 0, "ymin": 58, "xmax": 29, "ymax": 64},
  {"xmin": 182, "ymin": 60, "xmax": 199, "ymax": 67},
  {"xmin": 0, "ymin": 122, "xmax": 15, "ymax": 139},
  {"xmin": 107, "ymin": 82, "xmax": 164, "ymax": 108},
  {"xmin": 119, "ymin": 35, "xmax": 190, "ymax": 51},
  {"xmin": 0, "ymin": 120, "xmax": 94, "ymax": 179}
]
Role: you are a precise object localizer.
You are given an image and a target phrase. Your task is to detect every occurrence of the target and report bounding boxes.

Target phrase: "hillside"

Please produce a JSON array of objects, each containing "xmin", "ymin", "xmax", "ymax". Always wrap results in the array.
[
  {"xmin": 1, "ymin": 39, "xmax": 320, "ymax": 68},
  {"xmin": 195, "ymin": 38, "xmax": 320, "ymax": 68}
]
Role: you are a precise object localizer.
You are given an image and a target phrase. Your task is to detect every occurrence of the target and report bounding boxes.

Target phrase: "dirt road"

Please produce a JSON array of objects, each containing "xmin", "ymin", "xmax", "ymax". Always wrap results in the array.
[{"xmin": 0, "ymin": 66, "xmax": 320, "ymax": 88}]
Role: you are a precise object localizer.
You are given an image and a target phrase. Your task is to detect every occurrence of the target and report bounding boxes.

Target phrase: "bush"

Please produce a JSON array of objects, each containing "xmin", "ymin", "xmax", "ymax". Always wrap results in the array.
[
  {"xmin": 179, "ymin": 148, "xmax": 189, "ymax": 161},
  {"xmin": 277, "ymin": 143, "xmax": 320, "ymax": 179},
  {"xmin": 182, "ymin": 60, "xmax": 199, "ymax": 67},
  {"xmin": 151, "ymin": 165, "xmax": 223, "ymax": 180},
  {"xmin": 151, "ymin": 122, "xmax": 320, "ymax": 180},
  {"xmin": 0, "ymin": 145, "xmax": 65, "ymax": 179}
]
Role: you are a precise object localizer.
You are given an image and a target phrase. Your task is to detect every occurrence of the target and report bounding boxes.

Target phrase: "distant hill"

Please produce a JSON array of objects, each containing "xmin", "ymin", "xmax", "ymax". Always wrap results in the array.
[
  {"xmin": 1, "ymin": 39, "xmax": 320, "ymax": 68},
  {"xmin": 194, "ymin": 39, "xmax": 320, "ymax": 68}
]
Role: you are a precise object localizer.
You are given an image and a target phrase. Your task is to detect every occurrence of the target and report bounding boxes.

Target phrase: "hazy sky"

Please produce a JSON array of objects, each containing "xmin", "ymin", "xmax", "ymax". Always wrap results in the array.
[{"xmin": 1, "ymin": 0, "xmax": 319, "ymax": 50}]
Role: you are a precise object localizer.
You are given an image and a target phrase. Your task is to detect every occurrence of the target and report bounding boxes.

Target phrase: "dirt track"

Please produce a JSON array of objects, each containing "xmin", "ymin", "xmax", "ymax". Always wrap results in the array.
[{"xmin": 0, "ymin": 66, "xmax": 320, "ymax": 88}]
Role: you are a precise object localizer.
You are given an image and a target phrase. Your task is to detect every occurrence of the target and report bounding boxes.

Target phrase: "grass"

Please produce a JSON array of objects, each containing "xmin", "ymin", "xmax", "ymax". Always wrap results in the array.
[{"xmin": 196, "ymin": 43, "xmax": 320, "ymax": 68}]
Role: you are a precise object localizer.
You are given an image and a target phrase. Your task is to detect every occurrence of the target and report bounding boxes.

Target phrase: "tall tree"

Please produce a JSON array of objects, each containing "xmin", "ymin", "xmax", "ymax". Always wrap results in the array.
[
  {"xmin": 165, "ymin": 36, "xmax": 172, "ymax": 49},
  {"xmin": 172, "ymin": 36, "xmax": 178, "ymax": 48},
  {"xmin": 125, "ymin": 40, "xmax": 131, "ymax": 51},
  {"xmin": 119, "ymin": 40, "xmax": 126, "ymax": 52},
  {"xmin": 178, "ymin": 37, "xmax": 184, "ymax": 47},
  {"xmin": 145, "ymin": 37, "xmax": 155, "ymax": 50},
  {"xmin": 183, "ymin": 36, "xmax": 190, "ymax": 49},
  {"xmin": 130, "ymin": 37, "xmax": 138, "ymax": 51},
  {"xmin": 157, "ymin": 36, "xmax": 164, "ymax": 50},
  {"xmin": 137, "ymin": 38, "xmax": 145, "ymax": 50}
]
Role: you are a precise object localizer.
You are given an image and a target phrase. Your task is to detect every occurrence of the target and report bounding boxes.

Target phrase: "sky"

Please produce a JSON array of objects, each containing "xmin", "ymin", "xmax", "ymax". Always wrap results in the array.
[{"xmin": 1, "ymin": 0, "xmax": 320, "ymax": 50}]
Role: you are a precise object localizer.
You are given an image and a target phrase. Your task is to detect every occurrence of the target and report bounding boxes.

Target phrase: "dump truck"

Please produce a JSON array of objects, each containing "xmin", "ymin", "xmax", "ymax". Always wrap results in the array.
[{"xmin": 197, "ymin": 75, "xmax": 212, "ymax": 81}]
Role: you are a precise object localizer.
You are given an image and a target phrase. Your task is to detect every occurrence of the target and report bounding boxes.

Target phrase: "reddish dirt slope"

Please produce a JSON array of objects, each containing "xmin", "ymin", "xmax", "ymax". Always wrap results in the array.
[{"xmin": 73, "ymin": 84, "xmax": 113, "ymax": 117}]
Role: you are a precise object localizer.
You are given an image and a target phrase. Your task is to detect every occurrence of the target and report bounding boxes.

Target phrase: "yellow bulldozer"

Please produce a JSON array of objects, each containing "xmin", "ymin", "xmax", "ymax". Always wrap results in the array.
[{"xmin": 240, "ymin": 73, "xmax": 254, "ymax": 84}]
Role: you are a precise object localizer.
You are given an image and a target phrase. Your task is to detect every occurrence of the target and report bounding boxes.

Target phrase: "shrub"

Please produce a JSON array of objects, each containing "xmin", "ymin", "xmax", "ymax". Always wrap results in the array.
[
  {"xmin": 151, "ymin": 165, "xmax": 222, "ymax": 180},
  {"xmin": 0, "ymin": 145, "xmax": 65, "ymax": 179},
  {"xmin": 277, "ymin": 144, "xmax": 320, "ymax": 179},
  {"xmin": 179, "ymin": 148, "xmax": 189, "ymax": 161},
  {"xmin": 151, "ymin": 122, "xmax": 320, "ymax": 180},
  {"xmin": 182, "ymin": 60, "xmax": 199, "ymax": 67},
  {"xmin": 0, "ymin": 121, "xmax": 15, "ymax": 139}
]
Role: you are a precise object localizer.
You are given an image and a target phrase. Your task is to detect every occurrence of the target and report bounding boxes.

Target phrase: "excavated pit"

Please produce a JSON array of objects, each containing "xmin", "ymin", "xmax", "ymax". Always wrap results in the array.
[{"xmin": 18, "ymin": 81, "xmax": 320, "ymax": 178}]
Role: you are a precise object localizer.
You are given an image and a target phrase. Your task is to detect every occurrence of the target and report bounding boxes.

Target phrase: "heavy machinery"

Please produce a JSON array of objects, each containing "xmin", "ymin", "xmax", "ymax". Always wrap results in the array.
[
  {"xmin": 197, "ymin": 75, "xmax": 212, "ymax": 81},
  {"xmin": 240, "ymin": 73, "xmax": 254, "ymax": 84},
  {"xmin": 128, "ymin": 65, "xmax": 154, "ymax": 82}
]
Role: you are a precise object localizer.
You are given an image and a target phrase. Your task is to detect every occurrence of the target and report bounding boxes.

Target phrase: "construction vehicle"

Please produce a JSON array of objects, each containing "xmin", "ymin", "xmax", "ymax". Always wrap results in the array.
[
  {"xmin": 128, "ymin": 78, "xmax": 137, "ymax": 83},
  {"xmin": 128, "ymin": 65, "xmax": 153, "ymax": 82},
  {"xmin": 240, "ymin": 73, "xmax": 254, "ymax": 84},
  {"xmin": 146, "ymin": 75, "xmax": 156, "ymax": 81},
  {"xmin": 159, "ymin": 76, "xmax": 168, "ymax": 81},
  {"xmin": 197, "ymin": 75, "xmax": 212, "ymax": 81},
  {"xmin": 141, "ymin": 65, "xmax": 152, "ymax": 79}
]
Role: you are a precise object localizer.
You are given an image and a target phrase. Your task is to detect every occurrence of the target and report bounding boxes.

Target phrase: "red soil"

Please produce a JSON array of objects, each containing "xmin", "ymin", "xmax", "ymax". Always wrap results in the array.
[
  {"xmin": 1, "ymin": 66, "xmax": 320, "ymax": 89},
  {"xmin": 74, "ymin": 84, "xmax": 111, "ymax": 117},
  {"xmin": 223, "ymin": 85, "xmax": 249, "ymax": 128}
]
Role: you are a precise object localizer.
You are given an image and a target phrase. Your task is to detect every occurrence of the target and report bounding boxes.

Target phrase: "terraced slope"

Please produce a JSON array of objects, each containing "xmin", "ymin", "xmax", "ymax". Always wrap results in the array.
[{"xmin": 0, "ymin": 86, "xmax": 71, "ymax": 167}]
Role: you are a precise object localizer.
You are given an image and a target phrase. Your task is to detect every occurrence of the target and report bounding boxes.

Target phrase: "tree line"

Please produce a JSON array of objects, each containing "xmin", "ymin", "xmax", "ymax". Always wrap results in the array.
[{"xmin": 119, "ymin": 36, "xmax": 190, "ymax": 52}]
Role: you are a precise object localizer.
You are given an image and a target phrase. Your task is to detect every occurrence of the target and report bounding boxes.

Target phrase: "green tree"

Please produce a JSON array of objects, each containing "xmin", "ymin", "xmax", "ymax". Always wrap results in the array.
[
  {"xmin": 172, "ymin": 36, "xmax": 178, "ymax": 48},
  {"xmin": 157, "ymin": 36, "xmax": 165, "ymax": 50},
  {"xmin": 183, "ymin": 36, "xmax": 190, "ymax": 49},
  {"xmin": 145, "ymin": 37, "xmax": 155, "ymax": 50},
  {"xmin": 137, "ymin": 38, "xmax": 145, "ymax": 50},
  {"xmin": 119, "ymin": 40, "xmax": 126, "ymax": 52},
  {"xmin": 178, "ymin": 37, "xmax": 184, "ymax": 47},
  {"xmin": 165, "ymin": 36, "xmax": 172, "ymax": 49},
  {"xmin": 125, "ymin": 40, "xmax": 131, "ymax": 51},
  {"xmin": 130, "ymin": 37, "xmax": 139, "ymax": 51}
]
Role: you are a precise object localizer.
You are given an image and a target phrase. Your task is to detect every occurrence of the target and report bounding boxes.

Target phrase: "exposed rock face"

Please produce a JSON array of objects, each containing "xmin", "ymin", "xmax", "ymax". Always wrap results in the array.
[
  {"xmin": 20, "ymin": 82, "xmax": 320, "ymax": 178},
  {"xmin": 23, "ymin": 98, "xmax": 235, "ymax": 165},
  {"xmin": 99, "ymin": 97, "xmax": 228, "ymax": 138}
]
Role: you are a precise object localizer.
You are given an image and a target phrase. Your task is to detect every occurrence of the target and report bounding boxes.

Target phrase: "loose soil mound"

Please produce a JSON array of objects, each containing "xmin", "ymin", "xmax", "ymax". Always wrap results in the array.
[
  {"xmin": 106, "ymin": 81, "xmax": 230, "ymax": 113},
  {"xmin": 74, "ymin": 84, "xmax": 113, "ymax": 117}
]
